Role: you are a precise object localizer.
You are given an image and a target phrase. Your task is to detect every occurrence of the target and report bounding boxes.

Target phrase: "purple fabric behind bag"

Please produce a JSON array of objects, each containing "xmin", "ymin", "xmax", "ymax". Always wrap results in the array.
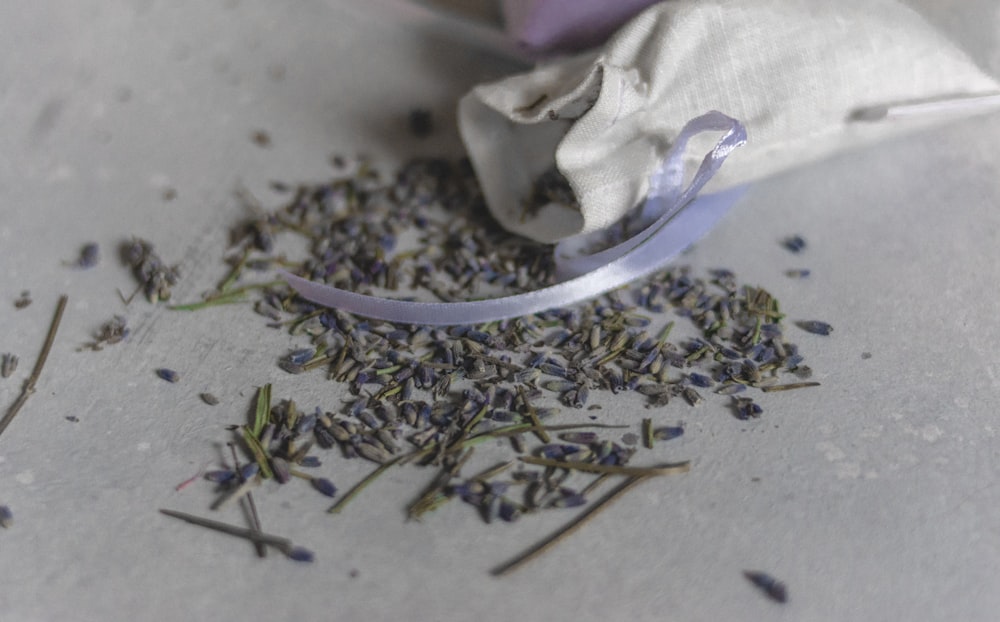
[{"xmin": 502, "ymin": 0, "xmax": 661, "ymax": 55}]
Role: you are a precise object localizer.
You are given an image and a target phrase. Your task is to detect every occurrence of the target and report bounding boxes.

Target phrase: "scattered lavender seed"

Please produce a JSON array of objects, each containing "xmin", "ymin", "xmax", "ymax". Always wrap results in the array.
[
  {"xmin": 74, "ymin": 243, "xmax": 100, "ymax": 268},
  {"xmin": 251, "ymin": 130, "xmax": 272, "ymax": 148},
  {"xmin": 299, "ymin": 456, "xmax": 322, "ymax": 468},
  {"xmin": 205, "ymin": 470, "xmax": 236, "ymax": 484},
  {"xmin": 1, "ymin": 353, "xmax": 17, "ymax": 378},
  {"xmin": 122, "ymin": 238, "xmax": 180, "ymax": 303},
  {"xmin": 81, "ymin": 315, "xmax": 129, "ymax": 351},
  {"xmin": 653, "ymin": 426, "xmax": 684, "ymax": 441},
  {"xmin": 179, "ymin": 155, "xmax": 829, "ymax": 537},
  {"xmin": 270, "ymin": 457, "xmax": 291, "ymax": 484},
  {"xmin": 287, "ymin": 547, "xmax": 315, "ymax": 563},
  {"xmin": 782, "ymin": 235, "xmax": 806, "ymax": 253},
  {"xmin": 240, "ymin": 462, "xmax": 260, "ymax": 480},
  {"xmin": 156, "ymin": 368, "xmax": 180, "ymax": 383},
  {"xmin": 14, "ymin": 291, "xmax": 31, "ymax": 309},
  {"xmin": 796, "ymin": 320, "xmax": 833, "ymax": 336},
  {"xmin": 311, "ymin": 477, "xmax": 338, "ymax": 498},
  {"xmin": 688, "ymin": 372, "xmax": 713, "ymax": 388},
  {"xmin": 744, "ymin": 571, "xmax": 788, "ymax": 603},
  {"xmin": 0, "ymin": 505, "xmax": 12, "ymax": 528},
  {"xmin": 785, "ymin": 269, "xmax": 810, "ymax": 278},
  {"xmin": 200, "ymin": 393, "xmax": 219, "ymax": 406}
]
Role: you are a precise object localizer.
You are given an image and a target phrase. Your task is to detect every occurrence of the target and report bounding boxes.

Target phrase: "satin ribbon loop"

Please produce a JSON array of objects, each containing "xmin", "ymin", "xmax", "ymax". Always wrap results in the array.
[
  {"xmin": 554, "ymin": 110, "xmax": 747, "ymax": 280},
  {"xmin": 283, "ymin": 111, "xmax": 747, "ymax": 325}
]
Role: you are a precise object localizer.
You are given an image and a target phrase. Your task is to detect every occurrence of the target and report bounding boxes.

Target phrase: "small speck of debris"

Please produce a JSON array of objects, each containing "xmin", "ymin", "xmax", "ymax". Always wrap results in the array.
[
  {"xmin": 79, "ymin": 315, "xmax": 129, "ymax": 351},
  {"xmin": 267, "ymin": 65, "xmax": 287, "ymax": 81},
  {"xmin": 349, "ymin": 569, "xmax": 360, "ymax": 579},
  {"xmin": 161, "ymin": 187, "xmax": 177, "ymax": 201},
  {"xmin": 65, "ymin": 416, "xmax": 79, "ymax": 423},
  {"xmin": 861, "ymin": 352, "xmax": 872, "ymax": 360},
  {"xmin": 251, "ymin": 130, "xmax": 272, "ymax": 148},
  {"xmin": 200, "ymin": 393, "xmax": 219, "ymax": 406},
  {"xmin": 782, "ymin": 235, "xmax": 806, "ymax": 253},
  {"xmin": 14, "ymin": 291, "xmax": 32, "ymax": 309},
  {"xmin": 621, "ymin": 432, "xmax": 639, "ymax": 446}
]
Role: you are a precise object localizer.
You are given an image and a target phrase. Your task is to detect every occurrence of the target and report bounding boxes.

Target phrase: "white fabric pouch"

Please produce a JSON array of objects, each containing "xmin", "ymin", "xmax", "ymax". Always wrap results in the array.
[{"xmin": 459, "ymin": 0, "xmax": 1000, "ymax": 243}]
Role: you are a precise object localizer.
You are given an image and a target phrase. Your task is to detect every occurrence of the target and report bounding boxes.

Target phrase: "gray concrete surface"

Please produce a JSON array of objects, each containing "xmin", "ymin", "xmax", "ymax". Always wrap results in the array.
[{"xmin": 1, "ymin": 2, "xmax": 999, "ymax": 621}]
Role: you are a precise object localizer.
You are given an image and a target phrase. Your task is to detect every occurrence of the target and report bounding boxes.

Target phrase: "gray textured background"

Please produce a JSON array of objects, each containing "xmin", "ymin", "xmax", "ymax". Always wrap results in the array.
[{"xmin": 1, "ymin": 1, "xmax": 998, "ymax": 620}]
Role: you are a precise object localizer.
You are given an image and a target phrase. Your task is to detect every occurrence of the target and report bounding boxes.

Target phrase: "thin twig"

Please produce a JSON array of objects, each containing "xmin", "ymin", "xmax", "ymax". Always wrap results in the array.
[
  {"xmin": 520, "ymin": 456, "xmax": 691, "ymax": 478},
  {"xmin": 0, "ymin": 295, "xmax": 67, "ymax": 440},
  {"xmin": 229, "ymin": 443, "xmax": 266, "ymax": 558},
  {"xmin": 760, "ymin": 381, "xmax": 821, "ymax": 393},
  {"xmin": 328, "ymin": 458, "xmax": 400, "ymax": 514},
  {"xmin": 492, "ymin": 476, "xmax": 651, "ymax": 576},
  {"xmin": 159, "ymin": 508, "xmax": 293, "ymax": 555}
]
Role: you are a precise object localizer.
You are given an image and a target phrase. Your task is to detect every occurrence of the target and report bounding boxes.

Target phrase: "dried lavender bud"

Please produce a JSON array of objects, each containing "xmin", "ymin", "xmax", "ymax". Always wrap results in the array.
[
  {"xmin": 735, "ymin": 398, "xmax": 764, "ymax": 420},
  {"xmin": 653, "ymin": 426, "xmax": 684, "ymax": 441},
  {"xmin": 74, "ymin": 243, "xmax": 100, "ymax": 268},
  {"xmin": 0, "ymin": 505, "xmax": 12, "ymax": 528},
  {"xmin": 744, "ymin": 571, "xmax": 788, "ymax": 603},
  {"xmin": 183, "ymin": 154, "xmax": 829, "ymax": 531},
  {"xmin": 200, "ymin": 393, "xmax": 219, "ymax": 406},
  {"xmin": 299, "ymin": 456, "xmax": 322, "ymax": 468},
  {"xmin": 498, "ymin": 499, "xmax": 521, "ymax": 522},
  {"xmin": 204, "ymin": 470, "xmax": 236, "ymax": 484},
  {"xmin": 782, "ymin": 235, "xmax": 806, "ymax": 253},
  {"xmin": 796, "ymin": 320, "xmax": 833, "ymax": 336},
  {"xmin": 80, "ymin": 316, "xmax": 129, "ymax": 351},
  {"xmin": 239, "ymin": 462, "xmax": 260, "ymax": 480},
  {"xmin": 121, "ymin": 238, "xmax": 180, "ymax": 303},
  {"xmin": 270, "ymin": 457, "xmax": 291, "ymax": 484},
  {"xmin": 688, "ymin": 372, "xmax": 713, "ymax": 388},
  {"xmin": 155, "ymin": 368, "xmax": 179, "ymax": 383},
  {"xmin": 287, "ymin": 547, "xmax": 315, "ymax": 563},
  {"xmin": 311, "ymin": 477, "xmax": 337, "ymax": 498},
  {"xmin": 1, "ymin": 353, "xmax": 17, "ymax": 378}
]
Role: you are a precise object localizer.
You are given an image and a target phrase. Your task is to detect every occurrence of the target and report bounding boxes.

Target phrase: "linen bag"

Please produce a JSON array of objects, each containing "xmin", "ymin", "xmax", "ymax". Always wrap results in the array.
[{"xmin": 460, "ymin": 0, "xmax": 1000, "ymax": 243}]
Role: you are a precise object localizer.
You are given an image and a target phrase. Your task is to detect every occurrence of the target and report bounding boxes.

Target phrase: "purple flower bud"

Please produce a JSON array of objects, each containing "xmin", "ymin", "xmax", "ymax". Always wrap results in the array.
[
  {"xmin": 240, "ymin": 462, "xmax": 260, "ymax": 480},
  {"xmin": 156, "ymin": 368, "xmax": 180, "ymax": 383},
  {"xmin": 311, "ymin": 477, "xmax": 337, "ymax": 498},
  {"xmin": 204, "ymin": 470, "xmax": 236, "ymax": 484},
  {"xmin": 287, "ymin": 547, "xmax": 315, "ymax": 563}
]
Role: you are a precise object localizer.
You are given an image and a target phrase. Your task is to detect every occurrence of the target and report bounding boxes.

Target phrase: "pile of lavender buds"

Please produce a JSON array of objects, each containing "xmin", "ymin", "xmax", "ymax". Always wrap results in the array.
[{"xmin": 192, "ymin": 156, "xmax": 819, "ymax": 525}]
